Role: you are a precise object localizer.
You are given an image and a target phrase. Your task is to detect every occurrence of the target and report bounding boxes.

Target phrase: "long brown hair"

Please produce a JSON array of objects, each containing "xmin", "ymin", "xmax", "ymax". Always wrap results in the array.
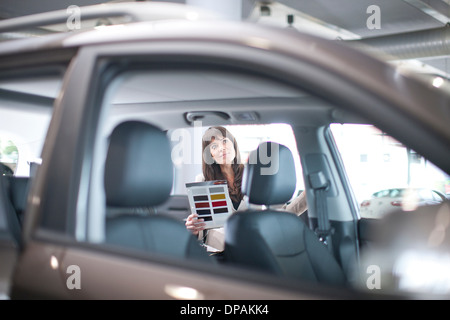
[{"xmin": 202, "ymin": 126, "xmax": 244, "ymax": 204}]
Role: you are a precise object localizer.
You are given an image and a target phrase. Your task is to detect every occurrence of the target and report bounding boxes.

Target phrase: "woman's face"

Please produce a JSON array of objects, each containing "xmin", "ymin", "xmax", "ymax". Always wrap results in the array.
[{"xmin": 209, "ymin": 136, "xmax": 236, "ymax": 165}]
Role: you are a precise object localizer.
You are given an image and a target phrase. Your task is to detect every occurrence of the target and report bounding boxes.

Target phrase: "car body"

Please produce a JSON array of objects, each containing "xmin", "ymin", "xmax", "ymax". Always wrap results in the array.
[
  {"xmin": 360, "ymin": 188, "xmax": 447, "ymax": 219},
  {"xmin": 0, "ymin": 2, "xmax": 449, "ymax": 301}
]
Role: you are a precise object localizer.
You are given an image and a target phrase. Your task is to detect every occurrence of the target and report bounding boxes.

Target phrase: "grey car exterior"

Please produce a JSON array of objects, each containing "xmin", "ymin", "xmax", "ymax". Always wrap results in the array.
[{"xmin": 0, "ymin": 3, "xmax": 449, "ymax": 300}]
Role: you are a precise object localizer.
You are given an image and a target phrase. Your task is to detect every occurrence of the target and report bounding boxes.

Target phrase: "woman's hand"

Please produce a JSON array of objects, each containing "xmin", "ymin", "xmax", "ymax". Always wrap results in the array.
[{"xmin": 185, "ymin": 213, "xmax": 206, "ymax": 236}]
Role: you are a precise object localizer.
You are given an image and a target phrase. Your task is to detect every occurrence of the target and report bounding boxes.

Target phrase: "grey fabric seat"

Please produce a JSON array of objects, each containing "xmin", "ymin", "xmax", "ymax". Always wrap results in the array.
[
  {"xmin": 104, "ymin": 121, "xmax": 212, "ymax": 263},
  {"xmin": 224, "ymin": 142, "xmax": 345, "ymax": 286}
]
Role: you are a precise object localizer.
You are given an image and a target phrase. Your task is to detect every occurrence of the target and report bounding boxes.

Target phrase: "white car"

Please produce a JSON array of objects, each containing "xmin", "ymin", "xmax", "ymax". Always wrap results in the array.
[{"xmin": 360, "ymin": 188, "xmax": 446, "ymax": 218}]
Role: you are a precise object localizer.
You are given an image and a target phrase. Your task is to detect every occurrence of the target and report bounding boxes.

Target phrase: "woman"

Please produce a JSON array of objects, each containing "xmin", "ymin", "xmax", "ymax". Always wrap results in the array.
[
  {"xmin": 201, "ymin": 126, "xmax": 245, "ymax": 210},
  {"xmin": 185, "ymin": 126, "xmax": 308, "ymax": 239},
  {"xmin": 185, "ymin": 126, "xmax": 245, "ymax": 236}
]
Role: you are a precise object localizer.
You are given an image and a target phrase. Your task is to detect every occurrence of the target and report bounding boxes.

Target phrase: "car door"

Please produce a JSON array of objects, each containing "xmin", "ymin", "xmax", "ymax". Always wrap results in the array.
[
  {"xmin": 0, "ymin": 49, "xmax": 74, "ymax": 299},
  {"xmin": 328, "ymin": 122, "xmax": 450, "ymax": 296},
  {"xmin": 11, "ymin": 34, "xmax": 350, "ymax": 300},
  {"xmin": 10, "ymin": 20, "xmax": 450, "ymax": 300}
]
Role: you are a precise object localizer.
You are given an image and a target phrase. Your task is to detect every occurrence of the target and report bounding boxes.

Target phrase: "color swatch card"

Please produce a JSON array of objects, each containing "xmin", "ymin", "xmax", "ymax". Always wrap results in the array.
[{"xmin": 185, "ymin": 180, "xmax": 233, "ymax": 229}]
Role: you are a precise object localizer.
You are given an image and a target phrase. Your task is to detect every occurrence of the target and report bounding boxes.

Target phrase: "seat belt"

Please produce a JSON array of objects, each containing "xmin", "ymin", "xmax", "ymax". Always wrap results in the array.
[{"xmin": 309, "ymin": 171, "xmax": 334, "ymax": 253}]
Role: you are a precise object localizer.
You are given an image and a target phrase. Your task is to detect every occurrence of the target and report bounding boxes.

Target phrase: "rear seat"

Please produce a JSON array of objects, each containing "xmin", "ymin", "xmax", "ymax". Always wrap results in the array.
[
  {"xmin": 6, "ymin": 177, "xmax": 29, "ymax": 226},
  {"xmin": 104, "ymin": 121, "xmax": 213, "ymax": 263},
  {"xmin": 0, "ymin": 175, "xmax": 29, "ymax": 247}
]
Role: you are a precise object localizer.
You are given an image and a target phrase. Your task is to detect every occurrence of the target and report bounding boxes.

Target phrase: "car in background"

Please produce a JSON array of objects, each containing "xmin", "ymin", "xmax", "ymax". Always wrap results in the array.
[
  {"xmin": 0, "ymin": 2, "xmax": 449, "ymax": 301},
  {"xmin": 360, "ymin": 188, "xmax": 447, "ymax": 219}
]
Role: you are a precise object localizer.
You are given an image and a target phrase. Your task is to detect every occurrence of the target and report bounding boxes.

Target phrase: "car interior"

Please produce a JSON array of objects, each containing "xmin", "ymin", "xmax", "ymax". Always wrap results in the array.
[{"xmin": 1, "ymin": 54, "xmax": 449, "ymax": 298}]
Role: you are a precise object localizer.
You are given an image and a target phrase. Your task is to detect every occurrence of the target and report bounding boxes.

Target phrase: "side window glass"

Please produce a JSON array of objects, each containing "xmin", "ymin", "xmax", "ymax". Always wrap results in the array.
[
  {"xmin": 0, "ymin": 72, "xmax": 61, "ymax": 177},
  {"xmin": 0, "ymin": 138, "xmax": 18, "ymax": 176},
  {"xmin": 83, "ymin": 65, "xmax": 308, "ymax": 268},
  {"xmin": 331, "ymin": 124, "xmax": 450, "ymax": 219}
]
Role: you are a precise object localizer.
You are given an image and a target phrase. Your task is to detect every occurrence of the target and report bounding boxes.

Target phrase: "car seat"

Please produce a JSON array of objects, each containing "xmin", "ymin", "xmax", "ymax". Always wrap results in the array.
[
  {"xmin": 104, "ymin": 120, "xmax": 212, "ymax": 263},
  {"xmin": 224, "ymin": 142, "xmax": 346, "ymax": 286}
]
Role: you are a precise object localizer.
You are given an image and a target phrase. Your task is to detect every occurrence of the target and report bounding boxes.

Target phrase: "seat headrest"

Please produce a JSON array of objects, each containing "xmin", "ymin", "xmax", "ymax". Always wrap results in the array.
[
  {"xmin": 242, "ymin": 142, "xmax": 296, "ymax": 206},
  {"xmin": 104, "ymin": 121, "xmax": 173, "ymax": 207}
]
